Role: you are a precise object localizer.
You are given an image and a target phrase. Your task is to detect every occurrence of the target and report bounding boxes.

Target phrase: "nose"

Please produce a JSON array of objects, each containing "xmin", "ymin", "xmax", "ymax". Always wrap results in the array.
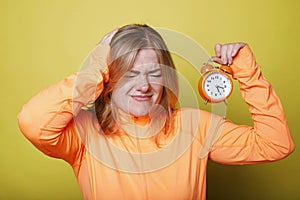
[{"xmin": 136, "ymin": 76, "xmax": 150, "ymax": 93}]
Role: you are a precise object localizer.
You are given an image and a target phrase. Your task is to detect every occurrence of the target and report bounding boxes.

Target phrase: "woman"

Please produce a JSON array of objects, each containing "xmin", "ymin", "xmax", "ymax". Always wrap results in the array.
[{"xmin": 18, "ymin": 24, "xmax": 294, "ymax": 200}]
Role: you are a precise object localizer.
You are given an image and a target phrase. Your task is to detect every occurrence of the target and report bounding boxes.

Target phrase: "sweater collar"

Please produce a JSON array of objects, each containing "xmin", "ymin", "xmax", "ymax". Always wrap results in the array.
[{"xmin": 114, "ymin": 106, "xmax": 167, "ymax": 139}]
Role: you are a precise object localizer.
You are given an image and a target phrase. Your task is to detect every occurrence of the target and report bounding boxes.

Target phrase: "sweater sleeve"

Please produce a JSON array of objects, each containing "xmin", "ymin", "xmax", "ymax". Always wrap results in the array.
[
  {"xmin": 208, "ymin": 45, "xmax": 295, "ymax": 164},
  {"xmin": 17, "ymin": 45, "xmax": 110, "ymax": 166}
]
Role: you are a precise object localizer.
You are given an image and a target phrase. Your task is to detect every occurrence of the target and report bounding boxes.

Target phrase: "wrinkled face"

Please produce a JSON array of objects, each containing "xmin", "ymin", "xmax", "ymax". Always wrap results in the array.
[{"xmin": 112, "ymin": 49, "xmax": 164, "ymax": 117}]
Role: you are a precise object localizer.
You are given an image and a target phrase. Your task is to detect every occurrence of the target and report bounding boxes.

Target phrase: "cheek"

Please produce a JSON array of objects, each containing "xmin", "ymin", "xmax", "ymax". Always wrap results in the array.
[
  {"xmin": 111, "ymin": 80, "xmax": 136, "ymax": 108},
  {"xmin": 153, "ymin": 84, "xmax": 163, "ymax": 92},
  {"xmin": 149, "ymin": 76, "xmax": 163, "ymax": 89},
  {"xmin": 150, "ymin": 77, "xmax": 163, "ymax": 92},
  {"xmin": 112, "ymin": 87, "xmax": 128, "ymax": 102},
  {"xmin": 114, "ymin": 79, "xmax": 135, "ymax": 94},
  {"xmin": 112, "ymin": 87, "xmax": 129, "ymax": 112},
  {"xmin": 151, "ymin": 84, "xmax": 164, "ymax": 99}
]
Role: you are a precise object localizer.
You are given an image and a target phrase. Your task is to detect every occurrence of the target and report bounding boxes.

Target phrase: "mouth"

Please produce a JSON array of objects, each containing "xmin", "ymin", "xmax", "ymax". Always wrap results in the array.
[{"xmin": 131, "ymin": 94, "xmax": 152, "ymax": 101}]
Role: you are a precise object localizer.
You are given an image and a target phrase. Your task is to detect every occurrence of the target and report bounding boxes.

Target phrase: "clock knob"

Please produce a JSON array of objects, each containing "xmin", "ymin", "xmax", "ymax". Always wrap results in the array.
[
  {"xmin": 201, "ymin": 64, "xmax": 214, "ymax": 74},
  {"xmin": 220, "ymin": 65, "xmax": 233, "ymax": 75}
]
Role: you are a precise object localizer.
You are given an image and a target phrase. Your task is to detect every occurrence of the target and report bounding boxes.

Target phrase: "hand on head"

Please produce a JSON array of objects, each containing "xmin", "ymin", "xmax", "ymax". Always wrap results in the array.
[{"xmin": 98, "ymin": 28, "xmax": 119, "ymax": 46}]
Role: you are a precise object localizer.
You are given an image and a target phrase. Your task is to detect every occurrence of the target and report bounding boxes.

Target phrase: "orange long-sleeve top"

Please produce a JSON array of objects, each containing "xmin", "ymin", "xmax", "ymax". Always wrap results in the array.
[{"xmin": 18, "ymin": 45, "xmax": 294, "ymax": 200}]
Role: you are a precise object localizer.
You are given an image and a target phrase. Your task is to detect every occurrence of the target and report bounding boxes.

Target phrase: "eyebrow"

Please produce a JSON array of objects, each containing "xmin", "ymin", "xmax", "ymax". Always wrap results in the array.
[
  {"xmin": 128, "ymin": 68, "xmax": 162, "ymax": 74},
  {"xmin": 148, "ymin": 68, "xmax": 162, "ymax": 74}
]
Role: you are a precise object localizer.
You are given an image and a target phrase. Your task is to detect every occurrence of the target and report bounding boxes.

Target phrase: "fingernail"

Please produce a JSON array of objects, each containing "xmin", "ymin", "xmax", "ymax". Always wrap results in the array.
[{"xmin": 228, "ymin": 59, "xmax": 232, "ymax": 65}]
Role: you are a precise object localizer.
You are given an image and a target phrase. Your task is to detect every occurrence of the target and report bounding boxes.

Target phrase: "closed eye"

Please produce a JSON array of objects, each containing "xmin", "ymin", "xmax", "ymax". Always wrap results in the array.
[
  {"xmin": 149, "ymin": 74, "xmax": 162, "ymax": 77},
  {"xmin": 148, "ymin": 69, "xmax": 162, "ymax": 77},
  {"xmin": 125, "ymin": 70, "xmax": 139, "ymax": 78}
]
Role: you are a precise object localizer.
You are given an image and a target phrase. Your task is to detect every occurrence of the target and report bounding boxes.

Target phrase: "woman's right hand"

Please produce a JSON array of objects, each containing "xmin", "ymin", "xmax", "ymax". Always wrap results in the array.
[
  {"xmin": 98, "ymin": 28, "xmax": 119, "ymax": 45},
  {"xmin": 86, "ymin": 28, "xmax": 119, "ymax": 83},
  {"xmin": 80, "ymin": 29, "xmax": 119, "ymax": 110}
]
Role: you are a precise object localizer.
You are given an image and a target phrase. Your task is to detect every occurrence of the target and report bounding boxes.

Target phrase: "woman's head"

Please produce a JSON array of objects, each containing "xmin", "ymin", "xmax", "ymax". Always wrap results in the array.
[{"xmin": 95, "ymin": 24, "xmax": 178, "ymax": 133}]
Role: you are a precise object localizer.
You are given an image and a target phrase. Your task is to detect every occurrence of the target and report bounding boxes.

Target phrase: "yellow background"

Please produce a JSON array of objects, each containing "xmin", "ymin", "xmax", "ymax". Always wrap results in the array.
[{"xmin": 1, "ymin": 0, "xmax": 299, "ymax": 199}]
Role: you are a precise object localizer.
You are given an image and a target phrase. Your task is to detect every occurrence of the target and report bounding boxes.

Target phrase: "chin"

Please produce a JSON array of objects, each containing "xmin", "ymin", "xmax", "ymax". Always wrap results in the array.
[
  {"xmin": 129, "ymin": 107, "xmax": 152, "ymax": 117},
  {"xmin": 130, "ymin": 111, "xmax": 150, "ymax": 117}
]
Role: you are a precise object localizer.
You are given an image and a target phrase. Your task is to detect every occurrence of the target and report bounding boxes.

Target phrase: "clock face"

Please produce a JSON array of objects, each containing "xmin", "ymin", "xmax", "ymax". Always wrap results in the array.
[{"xmin": 203, "ymin": 72, "xmax": 232, "ymax": 101}]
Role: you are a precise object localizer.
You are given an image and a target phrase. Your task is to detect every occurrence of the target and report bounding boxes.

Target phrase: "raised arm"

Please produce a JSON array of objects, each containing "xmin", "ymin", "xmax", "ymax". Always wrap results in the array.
[
  {"xmin": 17, "ymin": 42, "xmax": 111, "ymax": 165},
  {"xmin": 208, "ymin": 43, "xmax": 294, "ymax": 164}
]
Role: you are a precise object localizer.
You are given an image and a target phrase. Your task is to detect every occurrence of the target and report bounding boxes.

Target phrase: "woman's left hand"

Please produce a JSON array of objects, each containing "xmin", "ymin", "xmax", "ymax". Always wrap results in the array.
[{"xmin": 210, "ymin": 42, "xmax": 246, "ymax": 66}]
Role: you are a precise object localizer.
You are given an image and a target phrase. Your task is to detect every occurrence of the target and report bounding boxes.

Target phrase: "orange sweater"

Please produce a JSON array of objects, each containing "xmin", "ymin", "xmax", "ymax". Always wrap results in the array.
[{"xmin": 18, "ymin": 45, "xmax": 294, "ymax": 200}]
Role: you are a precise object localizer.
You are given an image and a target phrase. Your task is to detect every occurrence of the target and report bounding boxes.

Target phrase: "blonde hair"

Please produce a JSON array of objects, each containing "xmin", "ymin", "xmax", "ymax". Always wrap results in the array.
[{"xmin": 94, "ymin": 24, "xmax": 178, "ymax": 137}]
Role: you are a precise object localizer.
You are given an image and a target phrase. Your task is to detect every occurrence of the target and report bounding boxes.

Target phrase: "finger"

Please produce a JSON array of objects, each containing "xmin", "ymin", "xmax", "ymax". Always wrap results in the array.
[
  {"xmin": 214, "ymin": 43, "xmax": 222, "ymax": 57},
  {"xmin": 220, "ymin": 45, "xmax": 228, "ymax": 65},
  {"xmin": 230, "ymin": 43, "xmax": 239, "ymax": 57},
  {"xmin": 210, "ymin": 56, "xmax": 223, "ymax": 65},
  {"xmin": 226, "ymin": 45, "xmax": 234, "ymax": 65},
  {"xmin": 98, "ymin": 28, "xmax": 119, "ymax": 45},
  {"xmin": 231, "ymin": 42, "xmax": 246, "ymax": 57},
  {"xmin": 106, "ymin": 28, "xmax": 119, "ymax": 40}
]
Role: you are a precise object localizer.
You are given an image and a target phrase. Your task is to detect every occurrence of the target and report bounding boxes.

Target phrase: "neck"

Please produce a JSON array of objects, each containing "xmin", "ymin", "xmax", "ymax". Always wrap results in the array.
[{"xmin": 114, "ymin": 107, "xmax": 167, "ymax": 139}]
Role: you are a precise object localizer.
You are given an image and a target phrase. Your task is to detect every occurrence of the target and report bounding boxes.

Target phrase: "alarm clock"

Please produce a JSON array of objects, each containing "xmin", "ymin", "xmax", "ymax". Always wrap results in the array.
[{"xmin": 198, "ymin": 63, "xmax": 233, "ymax": 104}]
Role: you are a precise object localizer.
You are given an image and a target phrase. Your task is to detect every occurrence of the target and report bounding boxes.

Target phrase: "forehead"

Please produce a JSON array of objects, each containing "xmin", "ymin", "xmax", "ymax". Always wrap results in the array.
[{"xmin": 132, "ymin": 49, "xmax": 159, "ymax": 70}]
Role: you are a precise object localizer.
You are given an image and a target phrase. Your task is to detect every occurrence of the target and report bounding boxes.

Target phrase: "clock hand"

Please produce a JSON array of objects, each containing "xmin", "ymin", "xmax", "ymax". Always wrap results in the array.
[
  {"xmin": 215, "ymin": 85, "xmax": 220, "ymax": 93},
  {"xmin": 216, "ymin": 85, "xmax": 225, "ymax": 93}
]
